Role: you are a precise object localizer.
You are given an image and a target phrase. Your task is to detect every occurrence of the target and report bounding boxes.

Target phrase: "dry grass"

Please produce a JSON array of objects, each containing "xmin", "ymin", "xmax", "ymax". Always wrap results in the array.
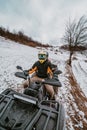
[{"xmin": 66, "ymin": 64, "xmax": 87, "ymax": 130}]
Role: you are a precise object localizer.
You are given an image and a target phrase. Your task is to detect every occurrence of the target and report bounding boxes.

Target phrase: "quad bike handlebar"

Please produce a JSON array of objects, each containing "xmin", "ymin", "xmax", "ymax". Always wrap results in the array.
[{"xmin": 15, "ymin": 65, "xmax": 62, "ymax": 87}]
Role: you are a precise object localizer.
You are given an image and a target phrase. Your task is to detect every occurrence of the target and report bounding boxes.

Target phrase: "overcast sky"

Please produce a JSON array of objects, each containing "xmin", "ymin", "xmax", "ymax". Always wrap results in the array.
[{"xmin": 0, "ymin": 0, "xmax": 87, "ymax": 45}]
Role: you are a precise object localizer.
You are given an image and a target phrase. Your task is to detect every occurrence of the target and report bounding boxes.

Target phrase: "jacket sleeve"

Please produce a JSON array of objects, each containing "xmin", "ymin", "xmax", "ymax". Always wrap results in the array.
[
  {"xmin": 28, "ymin": 62, "xmax": 38, "ymax": 74},
  {"xmin": 47, "ymin": 62, "xmax": 53, "ymax": 77}
]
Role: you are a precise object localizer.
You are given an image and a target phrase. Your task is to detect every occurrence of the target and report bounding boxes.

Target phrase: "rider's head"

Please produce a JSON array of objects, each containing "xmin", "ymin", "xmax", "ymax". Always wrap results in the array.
[{"xmin": 38, "ymin": 50, "xmax": 48, "ymax": 64}]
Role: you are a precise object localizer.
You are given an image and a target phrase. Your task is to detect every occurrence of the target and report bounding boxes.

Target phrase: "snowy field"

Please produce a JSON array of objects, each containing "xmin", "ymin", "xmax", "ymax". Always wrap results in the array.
[
  {"xmin": 72, "ymin": 54, "xmax": 87, "ymax": 95},
  {"xmin": 0, "ymin": 37, "xmax": 87, "ymax": 130}
]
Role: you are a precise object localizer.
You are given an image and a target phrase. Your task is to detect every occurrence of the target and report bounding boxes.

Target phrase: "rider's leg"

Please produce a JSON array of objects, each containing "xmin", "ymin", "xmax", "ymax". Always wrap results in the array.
[
  {"xmin": 21, "ymin": 80, "xmax": 29, "ymax": 88},
  {"xmin": 30, "ymin": 76, "xmax": 43, "ymax": 83},
  {"xmin": 53, "ymin": 86, "xmax": 58, "ymax": 94},
  {"xmin": 45, "ymin": 84, "xmax": 55, "ymax": 99},
  {"xmin": 20, "ymin": 76, "xmax": 43, "ymax": 88}
]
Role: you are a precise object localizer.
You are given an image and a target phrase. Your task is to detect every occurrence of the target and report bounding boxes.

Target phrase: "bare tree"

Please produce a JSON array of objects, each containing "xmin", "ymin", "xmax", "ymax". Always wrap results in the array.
[
  {"xmin": 63, "ymin": 15, "xmax": 87, "ymax": 65},
  {"xmin": 63, "ymin": 15, "xmax": 87, "ymax": 47}
]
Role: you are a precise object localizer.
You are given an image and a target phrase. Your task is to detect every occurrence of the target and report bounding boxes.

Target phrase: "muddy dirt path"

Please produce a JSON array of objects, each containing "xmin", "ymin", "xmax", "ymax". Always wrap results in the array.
[{"xmin": 65, "ymin": 64, "xmax": 87, "ymax": 130}]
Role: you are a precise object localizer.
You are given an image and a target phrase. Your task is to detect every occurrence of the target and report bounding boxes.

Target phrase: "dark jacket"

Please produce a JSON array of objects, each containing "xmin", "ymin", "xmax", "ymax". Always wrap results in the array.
[{"xmin": 29, "ymin": 60, "xmax": 53, "ymax": 78}]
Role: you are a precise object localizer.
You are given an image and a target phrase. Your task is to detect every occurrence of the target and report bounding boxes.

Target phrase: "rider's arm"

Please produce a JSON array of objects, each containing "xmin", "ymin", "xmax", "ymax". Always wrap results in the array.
[
  {"xmin": 29, "ymin": 66, "xmax": 37, "ymax": 74},
  {"xmin": 28, "ymin": 62, "xmax": 38, "ymax": 75},
  {"xmin": 47, "ymin": 62, "xmax": 53, "ymax": 79}
]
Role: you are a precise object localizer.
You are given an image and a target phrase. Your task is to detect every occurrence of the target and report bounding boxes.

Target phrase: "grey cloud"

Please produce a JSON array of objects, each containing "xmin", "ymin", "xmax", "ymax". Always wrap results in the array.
[{"xmin": 0, "ymin": 0, "xmax": 87, "ymax": 44}]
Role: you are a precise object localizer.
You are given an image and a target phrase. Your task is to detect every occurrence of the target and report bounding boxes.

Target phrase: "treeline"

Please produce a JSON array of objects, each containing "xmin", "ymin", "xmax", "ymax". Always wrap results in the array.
[{"xmin": 0, "ymin": 26, "xmax": 50, "ymax": 48}]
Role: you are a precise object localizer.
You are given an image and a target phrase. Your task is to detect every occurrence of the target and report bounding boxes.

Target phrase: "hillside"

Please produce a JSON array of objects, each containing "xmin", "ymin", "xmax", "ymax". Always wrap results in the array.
[
  {"xmin": 0, "ymin": 37, "xmax": 87, "ymax": 130},
  {"xmin": 0, "ymin": 27, "xmax": 51, "ymax": 48}
]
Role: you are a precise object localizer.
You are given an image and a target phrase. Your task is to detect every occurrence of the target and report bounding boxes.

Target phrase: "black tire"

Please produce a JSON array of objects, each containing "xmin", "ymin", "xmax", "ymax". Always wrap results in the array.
[{"xmin": 57, "ymin": 103, "xmax": 66, "ymax": 130}]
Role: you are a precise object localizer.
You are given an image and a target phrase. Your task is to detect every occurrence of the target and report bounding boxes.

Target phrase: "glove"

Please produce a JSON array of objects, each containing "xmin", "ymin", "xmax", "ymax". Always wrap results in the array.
[{"xmin": 29, "ymin": 74, "xmax": 33, "ymax": 78}]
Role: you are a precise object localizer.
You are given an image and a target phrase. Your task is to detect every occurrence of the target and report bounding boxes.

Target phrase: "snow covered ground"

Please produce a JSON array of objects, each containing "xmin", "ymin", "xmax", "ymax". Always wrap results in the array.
[
  {"xmin": 72, "ymin": 53, "xmax": 87, "ymax": 95},
  {"xmin": 0, "ymin": 36, "xmax": 87, "ymax": 130}
]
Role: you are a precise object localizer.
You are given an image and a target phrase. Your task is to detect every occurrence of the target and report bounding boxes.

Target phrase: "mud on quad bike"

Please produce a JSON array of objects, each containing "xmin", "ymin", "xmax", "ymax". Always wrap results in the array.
[
  {"xmin": 15, "ymin": 65, "xmax": 62, "ymax": 101},
  {"xmin": 0, "ymin": 65, "xmax": 65, "ymax": 130}
]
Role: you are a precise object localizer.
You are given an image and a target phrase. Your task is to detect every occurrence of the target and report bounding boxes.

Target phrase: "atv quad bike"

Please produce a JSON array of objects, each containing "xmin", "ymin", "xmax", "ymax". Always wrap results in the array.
[
  {"xmin": 0, "ymin": 66, "xmax": 65, "ymax": 130},
  {"xmin": 16, "ymin": 65, "xmax": 62, "ymax": 101}
]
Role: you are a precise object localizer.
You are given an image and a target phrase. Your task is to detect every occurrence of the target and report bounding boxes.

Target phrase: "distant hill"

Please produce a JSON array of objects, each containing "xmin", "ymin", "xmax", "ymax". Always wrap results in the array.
[{"xmin": 0, "ymin": 26, "xmax": 51, "ymax": 48}]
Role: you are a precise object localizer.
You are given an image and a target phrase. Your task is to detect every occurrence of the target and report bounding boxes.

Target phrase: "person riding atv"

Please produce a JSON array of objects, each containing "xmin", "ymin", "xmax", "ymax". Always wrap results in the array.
[{"xmin": 21, "ymin": 50, "xmax": 61, "ymax": 100}]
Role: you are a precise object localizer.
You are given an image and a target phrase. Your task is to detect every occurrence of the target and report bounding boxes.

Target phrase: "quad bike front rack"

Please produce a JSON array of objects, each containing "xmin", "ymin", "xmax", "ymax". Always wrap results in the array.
[{"xmin": 0, "ymin": 88, "xmax": 65, "ymax": 130}]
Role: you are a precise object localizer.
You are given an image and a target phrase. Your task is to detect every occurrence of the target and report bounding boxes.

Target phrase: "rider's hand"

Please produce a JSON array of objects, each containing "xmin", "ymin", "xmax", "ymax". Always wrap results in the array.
[{"xmin": 29, "ymin": 74, "xmax": 33, "ymax": 78}]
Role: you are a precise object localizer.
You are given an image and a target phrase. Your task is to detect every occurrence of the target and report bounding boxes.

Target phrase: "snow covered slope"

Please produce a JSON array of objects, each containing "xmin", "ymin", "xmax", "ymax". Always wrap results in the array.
[{"xmin": 0, "ymin": 36, "xmax": 87, "ymax": 130}]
